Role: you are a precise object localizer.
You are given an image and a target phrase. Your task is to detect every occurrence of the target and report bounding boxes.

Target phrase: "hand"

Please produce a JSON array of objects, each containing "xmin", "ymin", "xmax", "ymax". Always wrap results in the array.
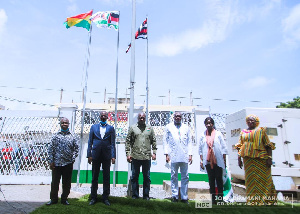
[
  {"xmin": 127, "ymin": 156, "xmax": 132, "ymax": 163},
  {"xmin": 111, "ymin": 158, "xmax": 116, "ymax": 164},
  {"xmin": 266, "ymin": 158, "xmax": 272, "ymax": 168},
  {"xmin": 200, "ymin": 162, "xmax": 204, "ymax": 170},
  {"xmin": 88, "ymin": 157, "xmax": 93, "ymax": 164},
  {"xmin": 165, "ymin": 154, "xmax": 170, "ymax": 163},
  {"xmin": 189, "ymin": 155, "xmax": 193, "ymax": 165},
  {"xmin": 50, "ymin": 163, "xmax": 55, "ymax": 170},
  {"xmin": 238, "ymin": 156, "xmax": 243, "ymax": 169},
  {"xmin": 152, "ymin": 153, "xmax": 156, "ymax": 160}
]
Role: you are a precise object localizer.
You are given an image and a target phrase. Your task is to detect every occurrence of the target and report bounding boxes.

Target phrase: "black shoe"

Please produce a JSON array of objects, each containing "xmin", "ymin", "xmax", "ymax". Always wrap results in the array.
[
  {"xmin": 181, "ymin": 199, "xmax": 189, "ymax": 204},
  {"xmin": 46, "ymin": 200, "xmax": 58, "ymax": 205},
  {"xmin": 61, "ymin": 200, "xmax": 70, "ymax": 205},
  {"xmin": 171, "ymin": 197, "xmax": 178, "ymax": 203},
  {"xmin": 89, "ymin": 199, "xmax": 97, "ymax": 205},
  {"xmin": 143, "ymin": 197, "xmax": 150, "ymax": 200},
  {"xmin": 103, "ymin": 199, "xmax": 110, "ymax": 206},
  {"xmin": 132, "ymin": 196, "xmax": 139, "ymax": 199}
]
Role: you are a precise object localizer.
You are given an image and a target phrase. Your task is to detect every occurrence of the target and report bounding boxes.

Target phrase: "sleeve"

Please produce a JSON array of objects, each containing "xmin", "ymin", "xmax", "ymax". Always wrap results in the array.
[
  {"xmin": 86, "ymin": 126, "xmax": 94, "ymax": 158},
  {"xmin": 150, "ymin": 127, "xmax": 157, "ymax": 154},
  {"xmin": 48, "ymin": 135, "xmax": 55, "ymax": 164},
  {"xmin": 111, "ymin": 126, "xmax": 116, "ymax": 159},
  {"xmin": 73, "ymin": 134, "xmax": 79, "ymax": 162},
  {"xmin": 163, "ymin": 126, "xmax": 169, "ymax": 155},
  {"xmin": 235, "ymin": 132, "xmax": 243, "ymax": 151},
  {"xmin": 125, "ymin": 126, "xmax": 133, "ymax": 157},
  {"xmin": 187, "ymin": 127, "xmax": 193, "ymax": 156},
  {"xmin": 262, "ymin": 127, "xmax": 276, "ymax": 150},
  {"xmin": 219, "ymin": 132, "xmax": 228, "ymax": 155}
]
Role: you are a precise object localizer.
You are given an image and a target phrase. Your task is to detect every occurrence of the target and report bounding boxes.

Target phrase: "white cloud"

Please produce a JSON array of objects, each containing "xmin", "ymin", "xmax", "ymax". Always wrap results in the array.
[
  {"xmin": 282, "ymin": 4, "xmax": 300, "ymax": 48},
  {"xmin": 242, "ymin": 76, "xmax": 275, "ymax": 89},
  {"xmin": 150, "ymin": 0, "xmax": 281, "ymax": 57},
  {"xmin": 0, "ymin": 9, "xmax": 8, "ymax": 36}
]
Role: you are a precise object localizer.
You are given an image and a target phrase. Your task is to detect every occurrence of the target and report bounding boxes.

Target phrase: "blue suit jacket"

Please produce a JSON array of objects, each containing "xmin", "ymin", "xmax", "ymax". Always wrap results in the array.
[{"xmin": 87, "ymin": 123, "xmax": 116, "ymax": 160}]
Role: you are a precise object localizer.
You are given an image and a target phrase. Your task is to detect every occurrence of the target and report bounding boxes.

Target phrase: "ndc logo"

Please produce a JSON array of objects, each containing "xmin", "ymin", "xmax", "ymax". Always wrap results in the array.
[{"xmin": 195, "ymin": 194, "xmax": 212, "ymax": 208}]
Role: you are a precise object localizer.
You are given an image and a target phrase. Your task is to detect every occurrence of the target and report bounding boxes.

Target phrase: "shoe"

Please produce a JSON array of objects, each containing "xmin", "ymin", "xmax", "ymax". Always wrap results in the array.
[
  {"xmin": 181, "ymin": 200, "xmax": 189, "ymax": 204},
  {"xmin": 171, "ymin": 197, "xmax": 178, "ymax": 203},
  {"xmin": 46, "ymin": 200, "xmax": 58, "ymax": 205},
  {"xmin": 103, "ymin": 199, "xmax": 110, "ymax": 206},
  {"xmin": 89, "ymin": 199, "xmax": 97, "ymax": 205},
  {"xmin": 143, "ymin": 197, "xmax": 150, "ymax": 200},
  {"xmin": 132, "ymin": 196, "xmax": 139, "ymax": 199},
  {"xmin": 61, "ymin": 200, "xmax": 70, "ymax": 205}
]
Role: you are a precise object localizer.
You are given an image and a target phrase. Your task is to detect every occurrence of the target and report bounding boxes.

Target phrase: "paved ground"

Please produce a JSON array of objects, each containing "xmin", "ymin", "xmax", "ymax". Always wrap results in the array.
[{"xmin": 0, "ymin": 184, "xmax": 85, "ymax": 214}]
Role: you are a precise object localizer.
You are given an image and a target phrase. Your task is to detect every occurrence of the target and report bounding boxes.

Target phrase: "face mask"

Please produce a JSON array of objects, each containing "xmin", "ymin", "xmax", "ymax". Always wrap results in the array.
[
  {"xmin": 100, "ymin": 121, "xmax": 107, "ymax": 126},
  {"xmin": 61, "ymin": 128, "xmax": 69, "ymax": 132}
]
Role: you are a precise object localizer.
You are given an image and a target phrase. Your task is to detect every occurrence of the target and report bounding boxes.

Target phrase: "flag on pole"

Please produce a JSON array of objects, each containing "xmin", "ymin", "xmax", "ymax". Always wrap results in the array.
[
  {"xmin": 90, "ymin": 11, "xmax": 119, "ymax": 31},
  {"xmin": 64, "ymin": 10, "xmax": 93, "ymax": 31},
  {"xmin": 126, "ymin": 18, "xmax": 147, "ymax": 53}
]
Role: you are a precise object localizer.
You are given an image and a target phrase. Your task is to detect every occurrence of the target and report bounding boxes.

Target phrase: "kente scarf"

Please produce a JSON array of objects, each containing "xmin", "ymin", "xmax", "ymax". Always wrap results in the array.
[{"xmin": 206, "ymin": 129, "xmax": 217, "ymax": 169}]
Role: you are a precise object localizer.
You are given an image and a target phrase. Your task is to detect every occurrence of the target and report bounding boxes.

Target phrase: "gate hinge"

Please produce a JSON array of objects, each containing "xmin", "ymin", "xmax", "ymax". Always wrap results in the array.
[
  {"xmin": 289, "ymin": 163, "xmax": 294, "ymax": 167},
  {"xmin": 284, "ymin": 141, "xmax": 291, "ymax": 144},
  {"xmin": 282, "ymin": 161, "xmax": 288, "ymax": 165},
  {"xmin": 282, "ymin": 119, "xmax": 287, "ymax": 122},
  {"xmin": 277, "ymin": 124, "xmax": 283, "ymax": 128}
]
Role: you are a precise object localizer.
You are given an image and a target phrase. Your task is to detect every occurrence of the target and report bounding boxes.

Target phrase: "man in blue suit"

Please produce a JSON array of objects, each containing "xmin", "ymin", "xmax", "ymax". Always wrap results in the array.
[{"xmin": 87, "ymin": 111, "xmax": 116, "ymax": 206}]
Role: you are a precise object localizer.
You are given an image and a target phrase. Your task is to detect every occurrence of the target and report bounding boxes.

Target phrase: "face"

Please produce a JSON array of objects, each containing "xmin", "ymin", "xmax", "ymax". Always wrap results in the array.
[
  {"xmin": 60, "ymin": 118, "xmax": 69, "ymax": 130},
  {"xmin": 205, "ymin": 119, "xmax": 214, "ymax": 131},
  {"xmin": 174, "ymin": 113, "xmax": 182, "ymax": 125},
  {"xmin": 100, "ymin": 112, "xmax": 108, "ymax": 122},
  {"xmin": 138, "ymin": 113, "xmax": 146, "ymax": 125},
  {"xmin": 246, "ymin": 117, "xmax": 256, "ymax": 129}
]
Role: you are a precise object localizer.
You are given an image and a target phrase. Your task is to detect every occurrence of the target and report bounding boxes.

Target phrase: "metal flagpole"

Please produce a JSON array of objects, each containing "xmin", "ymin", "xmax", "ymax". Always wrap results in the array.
[
  {"xmin": 77, "ymin": 24, "xmax": 92, "ymax": 187},
  {"xmin": 146, "ymin": 16, "xmax": 149, "ymax": 124},
  {"xmin": 113, "ymin": 11, "xmax": 120, "ymax": 187},
  {"xmin": 127, "ymin": 0, "xmax": 136, "ymax": 197}
]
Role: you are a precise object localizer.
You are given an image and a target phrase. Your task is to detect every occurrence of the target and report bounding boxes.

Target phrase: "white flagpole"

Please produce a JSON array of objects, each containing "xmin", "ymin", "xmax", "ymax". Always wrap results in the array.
[
  {"xmin": 146, "ymin": 16, "xmax": 149, "ymax": 124},
  {"xmin": 113, "ymin": 11, "xmax": 120, "ymax": 187},
  {"xmin": 127, "ymin": 0, "xmax": 136, "ymax": 197},
  {"xmin": 77, "ymin": 24, "xmax": 92, "ymax": 187}
]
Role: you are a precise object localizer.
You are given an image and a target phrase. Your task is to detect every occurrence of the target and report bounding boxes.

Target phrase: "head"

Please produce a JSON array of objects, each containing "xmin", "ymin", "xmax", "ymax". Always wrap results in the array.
[
  {"xmin": 204, "ymin": 117, "xmax": 215, "ymax": 132},
  {"xmin": 174, "ymin": 112, "xmax": 182, "ymax": 125},
  {"xmin": 246, "ymin": 114, "xmax": 260, "ymax": 130},
  {"xmin": 100, "ymin": 111, "xmax": 108, "ymax": 123},
  {"xmin": 138, "ymin": 112, "xmax": 146, "ymax": 125},
  {"xmin": 60, "ymin": 117, "xmax": 70, "ymax": 131}
]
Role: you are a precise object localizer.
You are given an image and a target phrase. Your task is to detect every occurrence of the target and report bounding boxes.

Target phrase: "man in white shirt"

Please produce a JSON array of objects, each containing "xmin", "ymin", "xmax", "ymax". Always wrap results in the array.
[{"xmin": 163, "ymin": 112, "xmax": 193, "ymax": 204}]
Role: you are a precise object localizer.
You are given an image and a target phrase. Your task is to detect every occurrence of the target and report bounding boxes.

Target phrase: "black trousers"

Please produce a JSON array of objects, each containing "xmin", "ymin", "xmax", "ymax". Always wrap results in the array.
[
  {"xmin": 50, "ymin": 163, "xmax": 73, "ymax": 202},
  {"xmin": 205, "ymin": 164, "xmax": 223, "ymax": 203},
  {"xmin": 91, "ymin": 158, "xmax": 111, "ymax": 200},
  {"xmin": 131, "ymin": 159, "xmax": 151, "ymax": 198}
]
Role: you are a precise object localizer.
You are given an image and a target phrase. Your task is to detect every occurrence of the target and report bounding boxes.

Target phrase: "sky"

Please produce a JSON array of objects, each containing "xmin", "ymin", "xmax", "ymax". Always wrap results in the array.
[{"xmin": 0, "ymin": 0, "xmax": 300, "ymax": 114}]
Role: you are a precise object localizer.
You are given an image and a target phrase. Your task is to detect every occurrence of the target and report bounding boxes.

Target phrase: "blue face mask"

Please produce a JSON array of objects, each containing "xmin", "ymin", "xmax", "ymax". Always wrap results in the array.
[
  {"xmin": 61, "ymin": 128, "xmax": 69, "ymax": 132},
  {"xmin": 100, "ymin": 121, "xmax": 107, "ymax": 126}
]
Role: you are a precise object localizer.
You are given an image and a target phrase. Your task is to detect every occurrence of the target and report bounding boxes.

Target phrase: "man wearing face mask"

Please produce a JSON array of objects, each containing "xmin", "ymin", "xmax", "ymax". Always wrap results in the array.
[
  {"xmin": 87, "ymin": 111, "xmax": 116, "ymax": 206},
  {"xmin": 47, "ymin": 117, "xmax": 79, "ymax": 206},
  {"xmin": 125, "ymin": 112, "xmax": 157, "ymax": 200},
  {"xmin": 163, "ymin": 112, "xmax": 192, "ymax": 204}
]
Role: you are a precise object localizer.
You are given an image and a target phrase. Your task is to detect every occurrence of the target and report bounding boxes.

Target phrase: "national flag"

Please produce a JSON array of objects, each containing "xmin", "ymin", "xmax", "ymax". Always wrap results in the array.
[
  {"xmin": 125, "ymin": 43, "xmax": 131, "ymax": 53},
  {"xmin": 135, "ymin": 18, "xmax": 147, "ymax": 39},
  {"xmin": 90, "ymin": 11, "xmax": 119, "ymax": 31},
  {"xmin": 126, "ymin": 18, "xmax": 147, "ymax": 53},
  {"xmin": 64, "ymin": 10, "xmax": 93, "ymax": 31}
]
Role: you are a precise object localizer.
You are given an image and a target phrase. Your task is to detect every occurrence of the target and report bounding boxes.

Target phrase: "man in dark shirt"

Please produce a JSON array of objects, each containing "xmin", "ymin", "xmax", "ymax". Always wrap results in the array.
[
  {"xmin": 87, "ymin": 111, "xmax": 116, "ymax": 206},
  {"xmin": 47, "ymin": 117, "xmax": 79, "ymax": 205}
]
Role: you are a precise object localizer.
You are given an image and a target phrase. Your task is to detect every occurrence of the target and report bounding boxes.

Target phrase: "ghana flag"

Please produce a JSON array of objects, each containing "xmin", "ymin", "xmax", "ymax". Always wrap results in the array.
[{"xmin": 64, "ymin": 10, "xmax": 93, "ymax": 31}]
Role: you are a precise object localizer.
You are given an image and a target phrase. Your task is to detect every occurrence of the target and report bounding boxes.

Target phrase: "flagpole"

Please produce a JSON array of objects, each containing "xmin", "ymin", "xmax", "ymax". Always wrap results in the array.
[
  {"xmin": 113, "ymin": 11, "xmax": 120, "ymax": 188},
  {"xmin": 77, "ymin": 24, "xmax": 92, "ymax": 187},
  {"xmin": 146, "ymin": 16, "xmax": 149, "ymax": 124},
  {"xmin": 127, "ymin": 0, "xmax": 136, "ymax": 197}
]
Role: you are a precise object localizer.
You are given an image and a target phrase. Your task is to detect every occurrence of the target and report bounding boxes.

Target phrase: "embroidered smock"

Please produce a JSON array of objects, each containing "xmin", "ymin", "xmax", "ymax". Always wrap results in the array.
[{"xmin": 235, "ymin": 127, "xmax": 275, "ymax": 159}]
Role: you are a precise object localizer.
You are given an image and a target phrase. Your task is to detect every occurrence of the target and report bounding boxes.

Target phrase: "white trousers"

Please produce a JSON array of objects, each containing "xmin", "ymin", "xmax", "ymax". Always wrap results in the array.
[{"xmin": 171, "ymin": 162, "xmax": 189, "ymax": 200}]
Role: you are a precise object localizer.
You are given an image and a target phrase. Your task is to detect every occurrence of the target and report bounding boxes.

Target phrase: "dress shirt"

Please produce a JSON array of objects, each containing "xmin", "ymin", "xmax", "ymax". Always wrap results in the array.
[
  {"xmin": 48, "ymin": 131, "xmax": 79, "ymax": 166},
  {"xmin": 163, "ymin": 123, "xmax": 192, "ymax": 163}
]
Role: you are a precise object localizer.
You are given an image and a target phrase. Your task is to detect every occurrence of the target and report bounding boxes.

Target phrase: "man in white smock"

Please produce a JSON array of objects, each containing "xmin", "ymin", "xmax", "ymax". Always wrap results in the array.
[{"xmin": 163, "ymin": 112, "xmax": 193, "ymax": 204}]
